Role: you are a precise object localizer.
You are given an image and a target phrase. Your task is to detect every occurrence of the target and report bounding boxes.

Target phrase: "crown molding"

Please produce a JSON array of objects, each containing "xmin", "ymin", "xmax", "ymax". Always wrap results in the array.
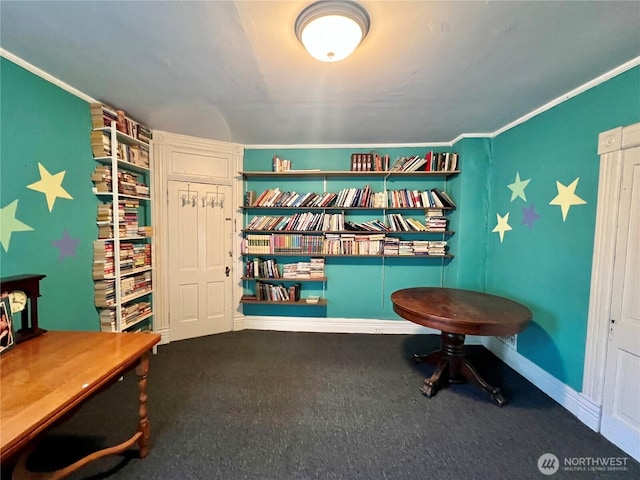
[
  {"xmin": 244, "ymin": 141, "xmax": 453, "ymax": 150},
  {"xmin": 492, "ymin": 55, "xmax": 640, "ymax": 138},
  {"xmin": 1, "ymin": 48, "xmax": 97, "ymax": 104}
]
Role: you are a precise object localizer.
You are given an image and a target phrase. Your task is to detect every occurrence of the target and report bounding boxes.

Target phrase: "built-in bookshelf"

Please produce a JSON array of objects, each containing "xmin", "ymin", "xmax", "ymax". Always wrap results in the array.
[
  {"xmin": 90, "ymin": 103, "xmax": 154, "ymax": 332},
  {"xmin": 239, "ymin": 159, "xmax": 459, "ymax": 306}
]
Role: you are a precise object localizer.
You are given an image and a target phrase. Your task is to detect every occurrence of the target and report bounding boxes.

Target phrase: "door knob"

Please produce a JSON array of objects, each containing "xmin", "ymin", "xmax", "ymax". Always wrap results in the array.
[{"xmin": 225, "ymin": 266, "xmax": 230, "ymax": 277}]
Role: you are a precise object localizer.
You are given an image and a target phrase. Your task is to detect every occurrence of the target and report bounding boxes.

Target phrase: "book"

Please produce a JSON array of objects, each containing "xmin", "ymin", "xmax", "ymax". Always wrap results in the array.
[{"xmin": 431, "ymin": 188, "xmax": 456, "ymax": 208}]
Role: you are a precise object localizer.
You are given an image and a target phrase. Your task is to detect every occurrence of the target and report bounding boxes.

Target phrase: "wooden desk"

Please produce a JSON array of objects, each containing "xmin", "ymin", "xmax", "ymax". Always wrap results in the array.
[
  {"xmin": 1, "ymin": 330, "xmax": 160, "ymax": 477},
  {"xmin": 391, "ymin": 287, "xmax": 532, "ymax": 406}
]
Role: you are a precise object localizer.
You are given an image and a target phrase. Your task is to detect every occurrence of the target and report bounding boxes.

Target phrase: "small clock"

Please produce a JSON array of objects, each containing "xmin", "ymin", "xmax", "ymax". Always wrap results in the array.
[
  {"xmin": 0, "ymin": 274, "xmax": 47, "ymax": 344},
  {"xmin": 9, "ymin": 290, "xmax": 28, "ymax": 314}
]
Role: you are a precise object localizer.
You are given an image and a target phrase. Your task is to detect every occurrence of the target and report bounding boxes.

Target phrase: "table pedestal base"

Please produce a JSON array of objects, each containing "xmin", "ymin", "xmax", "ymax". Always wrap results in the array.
[{"xmin": 413, "ymin": 332, "xmax": 506, "ymax": 407}]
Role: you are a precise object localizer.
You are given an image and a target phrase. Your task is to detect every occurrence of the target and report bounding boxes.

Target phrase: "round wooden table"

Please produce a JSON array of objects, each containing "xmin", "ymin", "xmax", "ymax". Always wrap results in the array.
[{"xmin": 391, "ymin": 287, "xmax": 532, "ymax": 406}]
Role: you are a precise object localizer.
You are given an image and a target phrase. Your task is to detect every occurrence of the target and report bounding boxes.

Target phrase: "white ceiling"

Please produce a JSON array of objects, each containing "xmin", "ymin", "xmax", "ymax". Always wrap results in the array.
[{"xmin": 1, "ymin": 1, "xmax": 639, "ymax": 146}]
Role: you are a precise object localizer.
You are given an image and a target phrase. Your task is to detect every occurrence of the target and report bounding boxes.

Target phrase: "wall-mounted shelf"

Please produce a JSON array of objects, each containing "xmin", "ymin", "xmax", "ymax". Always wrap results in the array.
[
  {"xmin": 240, "ymin": 156, "xmax": 460, "ymax": 309},
  {"xmin": 240, "ymin": 170, "xmax": 460, "ymax": 178}
]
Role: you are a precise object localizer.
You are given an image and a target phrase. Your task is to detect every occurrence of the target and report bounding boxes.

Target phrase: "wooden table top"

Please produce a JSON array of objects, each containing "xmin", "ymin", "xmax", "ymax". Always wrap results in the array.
[
  {"xmin": 0, "ymin": 330, "xmax": 160, "ymax": 463},
  {"xmin": 391, "ymin": 287, "xmax": 532, "ymax": 336}
]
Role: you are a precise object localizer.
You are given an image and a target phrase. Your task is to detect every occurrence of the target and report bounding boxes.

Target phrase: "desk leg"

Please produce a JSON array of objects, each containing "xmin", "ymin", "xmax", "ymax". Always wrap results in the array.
[{"xmin": 136, "ymin": 352, "xmax": 151, "ymax": 458}]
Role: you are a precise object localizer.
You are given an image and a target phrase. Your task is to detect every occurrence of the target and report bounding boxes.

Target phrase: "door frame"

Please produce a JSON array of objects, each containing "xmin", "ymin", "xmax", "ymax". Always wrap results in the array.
[
  {"xmin": 152, "ymin": 131, "xmax": 244, "ymax": 344},
  {"xmin": 582, "ymin": 122, "xmax": 640, "ymax": 424}
]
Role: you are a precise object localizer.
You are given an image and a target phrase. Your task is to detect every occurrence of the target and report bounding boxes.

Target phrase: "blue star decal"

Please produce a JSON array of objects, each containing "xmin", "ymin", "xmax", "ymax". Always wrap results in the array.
[
  {"xmin": 51, "ymin": 229, "xmax": 80, "ymax": 260},
  {"xmin": 522, "ymin": 203, "xmax": 540, "ymax": 228}
]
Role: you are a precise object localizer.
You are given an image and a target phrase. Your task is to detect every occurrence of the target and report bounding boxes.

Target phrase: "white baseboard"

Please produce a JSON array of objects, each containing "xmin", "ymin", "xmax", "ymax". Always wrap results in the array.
[
  {"xmin": 483, "ymin": 337, "xmax": 601, "ymax": 431},
  {"xmin": 235, "ymin": 315, "xmax": 485, "ymax": 341},
  {"xmin": 154, "ymin": 326, "xmax": 171, "ymax": 346}
]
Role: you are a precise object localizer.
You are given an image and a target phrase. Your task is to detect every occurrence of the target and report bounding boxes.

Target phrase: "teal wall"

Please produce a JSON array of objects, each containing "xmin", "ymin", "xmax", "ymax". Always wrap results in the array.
[
  {"xmin": 2, "ymin": 54, "xmax": 639, "ymax": 392},
  {"xmin": 486, "ymin": 67, "xmax": 640, "ymax": 390},
  {"xmin": 445, "ymin": 137, "xmax": 492, "ymax": 290},
  {"xmin": 0, "ymin": 58, "xmax": 98, "ymax": 331}
]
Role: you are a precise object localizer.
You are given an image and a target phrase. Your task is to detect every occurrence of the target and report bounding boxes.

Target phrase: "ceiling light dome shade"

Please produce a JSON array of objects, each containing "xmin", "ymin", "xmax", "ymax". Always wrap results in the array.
[{"xmin": 295, "ymin": 1, "xmax": 370, "ymax": 62}]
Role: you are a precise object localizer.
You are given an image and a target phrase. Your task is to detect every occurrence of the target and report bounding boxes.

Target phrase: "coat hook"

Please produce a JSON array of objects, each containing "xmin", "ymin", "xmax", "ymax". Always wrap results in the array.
[
  {"xmin": 181, "ymin": 194, "xmax": 187, "ymax": 207},
  {"xmin": 191, "ymin": 194, "xmax": 197, "ymax": 207}
]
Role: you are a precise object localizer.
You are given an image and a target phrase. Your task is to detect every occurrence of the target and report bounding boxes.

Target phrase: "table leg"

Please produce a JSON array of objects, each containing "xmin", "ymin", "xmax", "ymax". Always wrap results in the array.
[
  {"xmin": 421, "ymin": 358, "xmax": 449, "ymax": 397},
  {"xmin": 460, "ymin": 358, "xmax": 506, "ymax": 407},
  {"xmin": 414, "ymin": 331, "xmax": 507, "ymax": 406},
  {"xmin": 412, "ymin": 350, "xmax": 442, "ymax": 364},
  {"xmin": 136, "ymin": 352, "xmax": 151, "ymax": 458}
]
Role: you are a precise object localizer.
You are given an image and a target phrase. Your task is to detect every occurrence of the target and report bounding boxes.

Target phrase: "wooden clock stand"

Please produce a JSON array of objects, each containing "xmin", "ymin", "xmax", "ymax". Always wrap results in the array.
[{"xmin": 0, "ymin": 274, "xmax": 47, "ymax": 344}]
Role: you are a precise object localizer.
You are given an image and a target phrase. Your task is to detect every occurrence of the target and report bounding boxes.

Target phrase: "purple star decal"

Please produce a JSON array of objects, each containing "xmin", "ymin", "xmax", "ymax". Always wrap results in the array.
[
  {"xmin": 522, "ymin": 203, "xmax": 540, "ymax": 228},
  {"xmin": 52, "ymin": 229, "xmax": 80, "ymax": 260}
]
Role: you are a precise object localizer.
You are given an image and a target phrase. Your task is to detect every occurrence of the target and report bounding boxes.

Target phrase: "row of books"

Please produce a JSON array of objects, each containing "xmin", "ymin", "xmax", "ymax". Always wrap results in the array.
[
  {"xmin": 96, "ymin": 200, "xmax": 152, "ymax": 239},
  {"xmin": 91, "ymin": 166, "xmax": 150, "ymax": 198},
  {"xmin": 390, "ymin": 152, "xmax": 459, "ymax": 172},
  {"xmin": 95, "ymin": 271, "xmax": 152, "ymax": 307},
  {"xmin": 244, "ymin": 258, "xmax": 326, "ymax": 279},
  {"xmin": 246, "ymin": 212, "xmax": 345, "ymax": 232},
  {"xmin": 90, "ymin": 130, "xmax": 151, "ymax": 168},
  {"xmin": 242, "ymin": 234, "xmax": 325, "ymax": 255},
  {"xmin": 93, "ymin": 241, "xmax": 152, "ymax": 279},
  {"xmin": 383, "ymin": 239, "xmax": 448, "ymax": 256},
  {"xmin": 98, "ymin": 301, "xmax": 152, "ymax": 332},
  {"xmin": 97, "ymin": 223, "xmax": 152, "ymax": 240},
  {"xmin": 323, "ymin": 233, "xmax": 387, "ymax": 256},
  {"xmin": 249, "ymin": 189, "xmax": 339, "ymax": 208},
  {"xmin": 245, "ymin": 257, "xmax": 281, "ymax": 278},
  {"xmin": 242, "ymin": 233, "xmax": 449, "ymax": 256},
  {"xmin": 245, "ymin": 212, "xmax": 448, "ymax": 233},
  {"xmin": 350, "ymin": 151, "xmax": 459, "ymax": 172},
  {"xmin": 283, "ymin": 258, "xmax": 325, "ymax": 278},
  {"xmin": 254, "ymin": 281, "xmax": 302, "ymax": 302},
  {"xmin": 272, "ymin": 155, "xmax": 292, "ymax": 172},
  {"xmin": 351, "ymin": 152, "xmax": 389, "ymax": 172},
  {"xmin": 91, "ymin": 103, "xmax": 152, "ymax": 144},
  {"xmin": 389, "ymin": 188, "xmax": 455, "ymax": 209},
  {"xmin": 247, "ymin": 187, "xmax": 455, "ymax": 209}
]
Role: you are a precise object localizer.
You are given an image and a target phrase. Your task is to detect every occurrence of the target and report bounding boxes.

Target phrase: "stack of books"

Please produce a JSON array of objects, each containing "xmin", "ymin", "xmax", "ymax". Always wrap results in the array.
[
  {"xmin": 310, "ymin": 258, "xmax": 325, "ymax": 278},
  {"xmin": 426, "ymin": 241, "xmax": 448, "ymax": 256}
]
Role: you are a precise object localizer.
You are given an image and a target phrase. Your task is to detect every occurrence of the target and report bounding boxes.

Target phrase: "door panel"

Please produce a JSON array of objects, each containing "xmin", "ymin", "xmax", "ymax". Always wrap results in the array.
[
  {"xmin": 602, "ymin": 146, "xmax": 640, "ymax": 460},
  {"xmin": 169, "ymin": 181, "xmax": 233, "ymax": 341}
]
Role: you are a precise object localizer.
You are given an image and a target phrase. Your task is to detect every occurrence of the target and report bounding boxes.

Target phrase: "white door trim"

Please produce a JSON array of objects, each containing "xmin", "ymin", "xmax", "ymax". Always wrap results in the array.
[
  {"xmin": 152, "ymin": 131, "xmax": 243, "ymax": 344},
  {"xmin": 582, "ymin": 123, "xmax": 640, "ymax": 421}
]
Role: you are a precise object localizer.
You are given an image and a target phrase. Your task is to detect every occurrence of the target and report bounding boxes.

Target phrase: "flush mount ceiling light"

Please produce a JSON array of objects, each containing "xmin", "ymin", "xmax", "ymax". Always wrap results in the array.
[{"xmin": 295, "ymin": 1, "xmax": 370, "ymax": 63}]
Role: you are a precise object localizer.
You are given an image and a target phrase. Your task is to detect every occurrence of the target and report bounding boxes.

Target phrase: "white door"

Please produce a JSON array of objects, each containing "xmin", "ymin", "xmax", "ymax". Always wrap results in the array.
[
  {"xmin": 601, "ymin": 146, "xmax": 640, "ymax": 460},
  {"xmin": 168, "ymin": 181, "xmax": 233, "ymax": 341}
]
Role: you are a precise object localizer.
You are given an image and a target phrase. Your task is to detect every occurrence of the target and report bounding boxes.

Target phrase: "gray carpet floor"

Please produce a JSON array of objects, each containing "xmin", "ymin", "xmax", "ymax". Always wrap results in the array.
[{"xmin": 12, "ymin": 330, "xmax": 640, "ymax": 479}]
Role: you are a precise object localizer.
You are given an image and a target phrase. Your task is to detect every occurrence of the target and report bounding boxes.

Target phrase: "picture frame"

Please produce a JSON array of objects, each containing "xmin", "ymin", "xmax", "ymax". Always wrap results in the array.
[{"xmin": 0, "ymin": 296, "xmax": 16, "ymax": 354}]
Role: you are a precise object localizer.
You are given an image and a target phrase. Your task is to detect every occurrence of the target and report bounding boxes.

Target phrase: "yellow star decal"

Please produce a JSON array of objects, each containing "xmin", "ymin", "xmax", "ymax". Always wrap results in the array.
[
  {"xmin": 507, "ymin": 172, "xmax": 531, "ymax": 202},
  {"xmin": 27, "ymin": 163, "xmax": 73, "ymax": 211},
  {"xmin": 0, "ymin": 200, "xmax": 34, "ymax": 252},
  {"xmin": 492, "ymin": 212, "xmax": 512, "ymax": 243},
  {"xmin": 549, "ymin": 177, "xmax": 586, "ymax": 221}
]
